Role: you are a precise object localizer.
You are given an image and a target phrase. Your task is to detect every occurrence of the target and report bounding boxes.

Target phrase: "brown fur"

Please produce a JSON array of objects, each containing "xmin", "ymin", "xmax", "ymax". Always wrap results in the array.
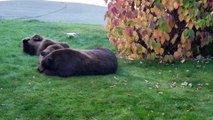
[
  {"xmin": 38, "ymin": 48, "xmax": 118, "ymax": 77},
  {"xmin": 22, "ymin": 34, "xmax": 69, "ymax": 55},
  {"xmin": 39, "ymin": 43, "xmax": 69, "ymax": 63}
]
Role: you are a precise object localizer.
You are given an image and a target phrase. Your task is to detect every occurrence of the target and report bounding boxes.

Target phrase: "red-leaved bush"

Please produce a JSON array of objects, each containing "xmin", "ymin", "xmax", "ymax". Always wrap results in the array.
[{"xmin": 105, "ymin": 0, "xmax": 213, "ymax": 62}]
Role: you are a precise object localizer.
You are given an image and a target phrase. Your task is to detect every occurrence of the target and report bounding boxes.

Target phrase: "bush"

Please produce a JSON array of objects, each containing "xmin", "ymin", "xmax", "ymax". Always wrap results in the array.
[
  {"xmin": 104, "ymin": 0, "xmax": 213, "ymax": 62},
  {"xmin": 200, "ymin": 41, "xmax": 213, "ymax": 56}
]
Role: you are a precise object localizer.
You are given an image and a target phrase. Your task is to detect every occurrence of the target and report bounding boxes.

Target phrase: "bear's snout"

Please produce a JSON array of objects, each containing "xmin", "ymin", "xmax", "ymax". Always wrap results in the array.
[
  {"xmin": 23, "ymin": 39, "xmax": 29, "ymax": 44},
  {"xmin": 37, "ymin": 65, "xmax": 44, "ymax": 73}
]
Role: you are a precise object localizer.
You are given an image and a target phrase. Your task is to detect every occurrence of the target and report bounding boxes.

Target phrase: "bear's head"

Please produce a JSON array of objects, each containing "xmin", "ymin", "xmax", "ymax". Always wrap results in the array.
[
  {"xmin": 40, "ymin": 43, "xmax": 69, "ymax": 57},
  {"xmin": 22, "ymin": 34, "xmax": 43, "ymax": 55}
]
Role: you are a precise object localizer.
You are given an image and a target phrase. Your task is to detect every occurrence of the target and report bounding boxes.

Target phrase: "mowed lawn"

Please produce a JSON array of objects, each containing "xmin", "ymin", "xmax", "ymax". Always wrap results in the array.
[{"xmin": 0, "ymin": 20, "xmax": 212, "ymax": 120}]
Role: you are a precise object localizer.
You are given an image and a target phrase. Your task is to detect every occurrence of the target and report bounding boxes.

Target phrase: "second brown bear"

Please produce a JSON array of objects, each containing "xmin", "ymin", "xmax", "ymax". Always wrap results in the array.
[{"xmin": 38, "ymin": 48, "xmax": 118, "ymax": 77}]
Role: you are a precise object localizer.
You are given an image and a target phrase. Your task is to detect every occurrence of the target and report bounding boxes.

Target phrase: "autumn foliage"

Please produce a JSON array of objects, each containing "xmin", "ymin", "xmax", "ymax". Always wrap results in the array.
[{"xmin": 104, "ymin": 0, "xmax": 213, "ymax": 62}]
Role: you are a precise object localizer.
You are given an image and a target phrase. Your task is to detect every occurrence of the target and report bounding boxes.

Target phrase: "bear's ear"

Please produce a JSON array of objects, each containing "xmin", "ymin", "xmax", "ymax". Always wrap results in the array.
[
  {"xmin": 60, "ymin": 43, "xmax": 70, "ymax": 48},
  {"xmin": 41, "ymin": 51, "xmax": 48, "ymax": 57},
  {"xmin": 32, "ymin": 34, "xmax": 43, "ymax": 41}
]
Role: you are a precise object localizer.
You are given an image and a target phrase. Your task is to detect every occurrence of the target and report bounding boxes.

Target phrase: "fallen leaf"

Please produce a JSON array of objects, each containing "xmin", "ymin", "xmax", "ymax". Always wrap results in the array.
[
  {"xmin": 122, "ymin": 80, "xmax": 127, "ymax": 83},
  {"xmin": 197, "ymin": 83, "xmax": 203, "ymax": 89},
  {"xmin": 155, "ymin": 83, "xmax": 160, "ymax": 89},
  {"xmin": 188, "ymin": 83, "xmax": 193, "ymax": 87},
  {"xmin": 113, "ymin": 76, "xmax": 119, "ymax": 80},
  {"xmin": 145, "ymin": 80, "xmax": 149, "ymax": 83},
  {"xmin": 181, "ymin": 81, "xmax": 188, "ymax": 87},
  {"xmin": 181, "ymin": 59, "xmax": 186, "ymax": 63},
  {"xmin": 170, "ymin": 82, "xmax": 177, "ymax": 88},
  {"xmin": 110, "ymin": 85, "xmax": 116, "ymax": 88}
]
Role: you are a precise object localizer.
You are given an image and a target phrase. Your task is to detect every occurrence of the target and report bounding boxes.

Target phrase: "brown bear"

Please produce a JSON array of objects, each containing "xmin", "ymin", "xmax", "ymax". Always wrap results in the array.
[
  {"xmin": 22, "ymin": 34, "xmax": 69, "ymax": 55},
  {"xmin": 39, "ymin": 43, "xmax": 69, "ymax": 63},
  {"xmin": 38, "ymin": 48, "xmax": 118, "ymax": 77}
]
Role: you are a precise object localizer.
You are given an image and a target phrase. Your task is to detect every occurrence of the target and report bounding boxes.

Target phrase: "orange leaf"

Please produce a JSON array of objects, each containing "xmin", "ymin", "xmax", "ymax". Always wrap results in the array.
[
  {"xmin": 160, "ymin": 48, "xmax": 164, "ymax": 55},
  {"xmin": 173, "ymin": 2, "xmax": 179, "ymax": 9},
  {"xmin": 179, "ymin": 14, "xmax": 184, "ymax": 22},
  {"xmin": 171, "ymin": 34, "xmax": 178, "ymax": 44},
  {"xmin": 160, "ymin": 37, "xmax": 166, "ymax": 44},
  {"xmin": 185, "ymin": 40, "xmax": 191, "ymax": 50},
  {"xmin": 154, "ymin": 48, "xmax": 161, "ymax": 54},
  {"xmin": 165, "ymin": 32, "xmax": 170, "ymax": 41},
  {"xmin": 187, "ymin": 21, "xmax": 194, "ymax": 29}
]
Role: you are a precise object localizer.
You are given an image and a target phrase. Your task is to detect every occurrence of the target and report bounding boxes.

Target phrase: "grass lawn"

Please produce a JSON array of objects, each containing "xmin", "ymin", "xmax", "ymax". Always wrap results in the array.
[{"xmin": 0, "ymin": 19, "xmax": 212, "ymax": 120}]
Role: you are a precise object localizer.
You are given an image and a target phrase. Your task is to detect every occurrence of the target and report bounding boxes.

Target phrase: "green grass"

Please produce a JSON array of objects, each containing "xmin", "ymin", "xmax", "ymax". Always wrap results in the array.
[{"xmin": 0, "ymin": 19, "xmax": 212, "ymax": 120}]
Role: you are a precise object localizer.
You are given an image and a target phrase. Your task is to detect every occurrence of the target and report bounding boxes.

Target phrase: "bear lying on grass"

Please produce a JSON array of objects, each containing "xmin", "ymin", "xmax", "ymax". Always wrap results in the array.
[
  {"xmin": 22, "ymin": 34, "xmax": 69, "ymax": 55},
  {"xmin": 38, "ymin": 47, "xmax": 118, "ymax": 77}
]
